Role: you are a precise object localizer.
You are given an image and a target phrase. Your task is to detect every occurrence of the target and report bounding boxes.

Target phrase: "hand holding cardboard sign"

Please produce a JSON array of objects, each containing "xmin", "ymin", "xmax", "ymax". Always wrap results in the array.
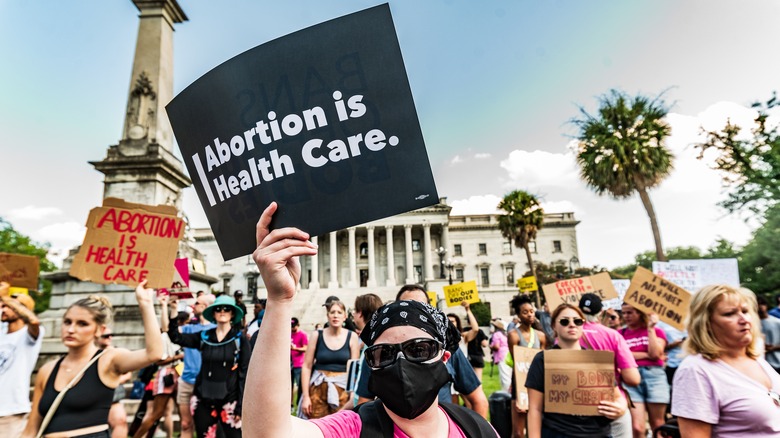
[
  {"xmin": 135, "ymin": 280, "xmax": 156, "ymax": 307},
  {"xmin": 0, "ymin": 281, "xmax": 9, "ymax": 297},
  {"xmin": 252, "ymin": 202, "xmax": 318, "ymax": 304}
]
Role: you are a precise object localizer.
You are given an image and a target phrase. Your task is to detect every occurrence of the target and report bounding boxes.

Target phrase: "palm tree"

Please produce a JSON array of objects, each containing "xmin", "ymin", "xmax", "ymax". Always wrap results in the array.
[
  {"xmin": 573, "ymin": 89, "xmax": 673, "ymax": 261},
  {"xmin": 497, "ymin": 190, "xmax": 545, "ymax": 306}
]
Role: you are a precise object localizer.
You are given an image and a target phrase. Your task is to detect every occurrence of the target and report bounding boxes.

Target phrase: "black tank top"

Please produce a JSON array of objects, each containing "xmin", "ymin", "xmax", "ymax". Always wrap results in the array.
[
  {"xmin": 38, "ymin": 351, "xmax": 115, "ymax": 434},
  {"xmin": 313, "ymin": 330, "xmax": 352, "ymax": 372}
]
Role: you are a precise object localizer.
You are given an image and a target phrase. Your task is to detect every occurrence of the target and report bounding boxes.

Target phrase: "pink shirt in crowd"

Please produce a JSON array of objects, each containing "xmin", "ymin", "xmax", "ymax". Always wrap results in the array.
[
  {"xmin": 581, "ymin": 322, "xmax": 637, "ymax": 389},
  {"xmin": 311, "ymin": 408, "xmax": 473, "ymax": 437},
  {"xmin": 672, "ymin": 354, "xmax": 780, "ymax": 437},
  {"xmin": 291, "ymin": 330, "xmax": 309, "ymax": 368},
  {"xmin": 490, "ymin": 331, "xmax": 509, "ymax": 364},
  {"xmin": 620, "ymin": 326, "xmax": 667, "ymax": 367}
]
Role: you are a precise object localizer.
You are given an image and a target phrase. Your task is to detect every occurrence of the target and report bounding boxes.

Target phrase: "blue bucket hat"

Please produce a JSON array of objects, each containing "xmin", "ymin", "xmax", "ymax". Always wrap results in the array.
[{"xmin": 202, "ymin": 295, "xmax": 244, "ymax": 324}]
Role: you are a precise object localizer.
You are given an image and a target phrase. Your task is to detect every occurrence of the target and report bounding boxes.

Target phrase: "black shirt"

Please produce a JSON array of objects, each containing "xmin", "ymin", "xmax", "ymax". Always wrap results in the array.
[
  {"xmin": 524, "ymin": 345, "xmax": 613, "ymax": 437},
  {"xmin": 467, "ymin": 329, "xmax": 488, "ymax": 358}
]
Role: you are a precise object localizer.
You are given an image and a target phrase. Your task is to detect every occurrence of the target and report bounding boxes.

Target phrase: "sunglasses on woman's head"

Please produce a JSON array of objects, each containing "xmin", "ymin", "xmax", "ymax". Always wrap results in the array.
[
  {"xmin": 365, "ymin": 338, "xmax": 442, "ymax": 369},
  {"xmin": 213, "ymin": 306, "xmax": 232, "ymax": 313},
  {"xmin": 558, "ymin": 317, "xmax": 584, "ymax": 327}
]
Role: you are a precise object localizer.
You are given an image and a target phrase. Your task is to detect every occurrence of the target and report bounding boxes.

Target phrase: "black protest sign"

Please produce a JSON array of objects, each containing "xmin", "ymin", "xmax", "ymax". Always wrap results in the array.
[{"xmin": 166, "ymin": 4, "xmax": 438, "ymax": 260}]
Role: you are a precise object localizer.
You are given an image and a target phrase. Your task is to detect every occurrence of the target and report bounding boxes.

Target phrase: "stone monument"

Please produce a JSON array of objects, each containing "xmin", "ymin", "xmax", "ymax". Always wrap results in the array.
[{"xmin": 40, "ymin": 0, "xmax": 216, "ymax": 361}]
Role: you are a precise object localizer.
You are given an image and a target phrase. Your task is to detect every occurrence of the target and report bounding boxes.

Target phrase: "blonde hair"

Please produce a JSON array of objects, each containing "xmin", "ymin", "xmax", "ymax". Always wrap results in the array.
[
  {"xmin": 67, "ymin": 295, "xmax": 114, "ymax": 326},
  {"xmin": 686, "ymin": 285, "xmax": 761, "ymax": 360}
]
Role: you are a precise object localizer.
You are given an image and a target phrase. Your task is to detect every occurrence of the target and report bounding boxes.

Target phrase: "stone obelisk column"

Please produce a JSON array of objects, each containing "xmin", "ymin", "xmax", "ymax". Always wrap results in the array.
[{"xmin": 39, "ymin": 1, "xmax": 215, "ymax": 363}]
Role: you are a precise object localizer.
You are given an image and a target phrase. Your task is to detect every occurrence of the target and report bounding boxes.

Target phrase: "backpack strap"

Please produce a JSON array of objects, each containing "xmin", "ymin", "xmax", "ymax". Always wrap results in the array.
[
  {"xmin": 354, "ymin": 400, "xmax": 394, "ymax": 438},
  {"xmin": 439, "ymin": 402, "xmax": 497, "ymax": 438}
]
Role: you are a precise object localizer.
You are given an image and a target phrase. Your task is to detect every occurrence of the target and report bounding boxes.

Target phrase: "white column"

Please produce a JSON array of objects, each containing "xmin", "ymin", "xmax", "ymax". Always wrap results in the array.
[
  {"xmin": 348, "ymin": 227, "xmax": 357, "ymax": 287},
  {"xmin": 328, "ymin": 231, "xmax": 339, "ymax": 289},
  {"xmin": 404, "ymin": 224, "xmax": 414, "ymax": 284},
  {"xmin": 385, "ymin": 226, "xmax": 396, "ymax": 287},
  {"xmin": 423, "ymin": 223, "xmax": 433, "ymax": 281},
  {"xmin": 367, "ymin": 226, "xmax": 376, "ymax": 287},
  {"xmin": 441, "ymin": 223, "xmax": 450, "ymax": 254},
  {"xmin": 309, "ymin": 236, "xmax": 319, "ymax": 290}
]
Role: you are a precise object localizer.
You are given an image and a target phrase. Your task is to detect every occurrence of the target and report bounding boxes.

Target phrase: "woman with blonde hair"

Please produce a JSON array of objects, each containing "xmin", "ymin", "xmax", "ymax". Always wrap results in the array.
[
  {"xmin": 22, "ymin": 281, "xmax": 163, "ymax": 438},
  {"xmin": 672, "ymin": 285, "xmax": 780, "ymax": 437},
  {"xmin": 299, "ymin": 299, "xmax": 360, "ymax": 419}
]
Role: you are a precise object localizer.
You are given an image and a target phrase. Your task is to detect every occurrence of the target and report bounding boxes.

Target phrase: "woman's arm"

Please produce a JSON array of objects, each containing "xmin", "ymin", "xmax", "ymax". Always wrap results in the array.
[
  {"xmin": 646, "ymin": 315, "xmax": 665, "ymax": 361},
  {"xmin": 462, "ymin": 302, "xmax": 479, "ymax": 343},
  {"xmin": 243, "ymin": 202, "xmax": 322, "ymax": 438},
  {"xmin": 299, "ymin": 330, "xmax": 318, "ymax": 417},
  {"xmin": 538, "ymin": 330, "xmax": 547, "ymax": 349},
  {"xmin": 20, "ymin": 361, "xmax": 52, "ymax": 438},
  {"xmin": 349, "ymin": 330, "xmax": 360, "ymax": 360},
  {"xmin": 677, "ymin": 417, "xmax": 712, "ymax": 438},
  {"xmin": 109, "ymin": 281, "xmax": 163, "ymax": 374},
  {"xmin": 527, "ymin": 388, "xmax": 544, "ymax": 438}
]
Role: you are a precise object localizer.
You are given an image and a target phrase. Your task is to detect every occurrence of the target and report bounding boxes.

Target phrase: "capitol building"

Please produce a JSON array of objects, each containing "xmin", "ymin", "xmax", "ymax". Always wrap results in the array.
[{"xmin": 191, "ymin": 198, "xmax": 580, "ymax": 325}]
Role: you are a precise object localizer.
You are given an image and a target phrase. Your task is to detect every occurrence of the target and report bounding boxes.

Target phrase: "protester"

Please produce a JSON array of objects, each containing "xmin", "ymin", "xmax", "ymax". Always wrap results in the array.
[
  {"xmin": 757, "ymin": 296, "xmax": 780, "ymax": 375},
  {"xmin": 299, "ymin": 299, "xmax": 360, "ymax": 418},
  {"xmin": 526, "ymin": 304, "xmax": 627, "ymax": 438},
  {"xmin": 95, "ymin": 327, "xmax": 132, "ymax": 438},
  {"xmin": 578, "ymin": 294, "xmax": 639, "ymax": 438},
  {"xmin": 133, "ymin": 294, "xmax": 184, "ymax": 438},
  {"xmin": 343, "ymin": 293, "xmax": 382, "ymax": 409},
  {"xmin": 620, "ymin": 303, "xmax": 669, "ymax": 438},
  {"xmin": 174, "ymin": 293, "xmax": 215, "ymax": 438},
  {"xmin": 657, "ymin": 320, "xmax": 687, "ymax": 413},
  {"xmin": 466, "ymin": 322, "xmax": 489, "ymax": 382},
  {"xmin": 535, "ymin": 302, "xmax": 555, "ymax": 344},
  {"xmin": 489, "ymin": 318, "xmax": 511, "ymax": 392},
  {"xmin": 602, "ymin": 308, "xmax": 624, "ymax": 330},
  {"xmin": 769, "ymin": 294, "xmax": 780, "ymax": 319},
  {"xmin": 244, "ymin": 202, "xmax": 497, "ymax": 436},
  {"xmin": 165, "ymin": 294, "xmax": 249, "ymax": 438},
  {"xmin": 447, "ymin": 302, "xmax": 481, "ymax": 381},
  {"xmin": 0, "ymin": 283, "xmax": 44, "ymax": 438},
  {"xmin": 507, "ymin": 294, "xmax": 547, "ymax": 438},
  {"xmin": 22, "ymin": 283, "xmax": 163, "ymax": 438},
  {"xmin": 290, "ymin": 317, "xmax": 309, "ymax": 408},
  {"xmin": 246, "ymin": 298, "xmax": 266, "ymax": 340},
  {"xmin": 673, "ymin": 285, "xmax": 780, "ymax": 436},
  {"xmin": 233, "ymin": 290, "xmax": 248, "ymax": 329},
  {"xmin": 354, "ymin": 285, "xmax": 489, "ymax": 418}
]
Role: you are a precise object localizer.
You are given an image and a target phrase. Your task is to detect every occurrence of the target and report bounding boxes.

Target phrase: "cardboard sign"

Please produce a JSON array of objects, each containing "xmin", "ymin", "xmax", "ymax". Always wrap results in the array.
[
  {"xmin": 602, "ymin": 279, "xmax": 631, "ymax": 310},
  {"xmin": 544, "ymin": 350, "xmax": 615, "ymax": 415},
  {"xmin": 542, "ymin": 272, "xmax": 618, "ymax": 311},
  {"xmin": 426, "ymin": 291, "xmax": 437, "ymax": 307},
  {"xmin": 513, "ymin": 345, "xmax": 541, "ymax": 410},
  {"xmin": 653, "ymin": 259, "xmax": 740, "ymax": 292},
  {"xmin": 443, "ymin": 280, "xmax": 479, "ymax": 307},
  {"xmin": 166, "ymin": 4, "xmax": 438, "ymax": 260},
  {"xmin": 517, "ymin": 276, "xmax": 538, "ymax": 293},
  {"xmin": 69, "ymin": 198, "xmax": 184, "ymax": 289},
  {"xmin": 625, "ymin": 266, "xmax": 691, "ymax": 331},
  {"xmin": 0, "ymin": 253, "xmax": 39, "ymax": 289}
]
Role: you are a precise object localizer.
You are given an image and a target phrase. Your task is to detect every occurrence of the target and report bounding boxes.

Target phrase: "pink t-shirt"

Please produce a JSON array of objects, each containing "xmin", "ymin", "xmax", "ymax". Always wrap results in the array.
[
  {"xmin": 490, "ymin": 331, "xmax": 509, "ymax": 364},
  {"xmin": 620, "ymin": 326, "xmax": 667, "ymax": 367},
  {"xmin": 291, "ymin": 330, "xmax": 309, "ymax": 368},
  {"xmin": 310, "ymin": 408, "xmax": 469, "ymax": 437},
  {"xmin": 672, "ymin": 354, "xmax": 780, "ymax": 437},
  {"xmin": 581, "ymin": 322, "xmax": 637, "ymax": 386}
]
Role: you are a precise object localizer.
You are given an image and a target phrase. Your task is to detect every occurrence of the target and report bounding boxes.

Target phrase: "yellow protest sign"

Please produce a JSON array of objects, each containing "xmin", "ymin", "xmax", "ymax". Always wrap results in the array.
[
  {"xmin": 426, "ymin": 291, "xmax": 437, "ymax": 307},
  {"xmin": 443, "ymin": 280, "xmax": 480, "ymax": 307},
  {"xmin": 517, "ymin": 276, "xmax": 538, "ymax": 293}
]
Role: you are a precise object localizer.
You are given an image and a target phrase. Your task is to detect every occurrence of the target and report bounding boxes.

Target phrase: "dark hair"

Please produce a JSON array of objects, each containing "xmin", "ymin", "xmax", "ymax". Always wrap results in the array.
[
  {"xmin": 757, "ymin": 295, "xmax": 769, "ymax": 307},
  {"xmin": 510, "ymin": 294, "xmax": 534, "ymax": 315},
  {"xmin": 176, "ymin": 312, "xmax": 190, "ymax": 326},
  {"xmin": 447, "ymin": 313, "xmax": 463, "ymax": 332},
  {"xmin": 775, "ymin": 294, "xmax": 780, "ymax": 306},
  {"xmin": 354, "ymin": 294, "xmax": 383, "ymax": 319},
  {"xmin": 396, "ymin": 284, "xmax": 426, "ymax": 301}
]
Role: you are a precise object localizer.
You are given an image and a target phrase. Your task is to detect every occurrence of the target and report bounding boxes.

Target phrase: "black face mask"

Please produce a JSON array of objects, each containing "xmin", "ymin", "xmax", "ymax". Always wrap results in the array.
[{"xmin": 368, "ymin": 357, "xmax": 451, "ymax": 419}]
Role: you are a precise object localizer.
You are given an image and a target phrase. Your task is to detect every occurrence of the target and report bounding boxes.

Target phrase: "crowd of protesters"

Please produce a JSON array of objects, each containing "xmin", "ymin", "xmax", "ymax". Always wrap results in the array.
[{"xmin": 3, "ymin": 207, "xmax": 780, "ymax": 438}]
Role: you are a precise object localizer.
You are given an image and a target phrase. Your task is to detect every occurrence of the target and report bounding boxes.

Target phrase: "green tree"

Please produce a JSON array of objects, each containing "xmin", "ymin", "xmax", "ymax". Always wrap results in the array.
[
  {"xmin": 497, "ymin": 190, "xmax": 544, "ymax": 307},
  {"xmin": 697, "ymin": 93, "xmax": 780, "ymax": 215},
  {"xmin": 573, "ymin": 89, "xmax": 674, "ymax": 261},
  {"xmin": 0, "ymin": 218, "xmax": 56, "ymax": 312},
  {"xmin": 739, "ymin": 206, "xmax": 780, "ymax": 295}
]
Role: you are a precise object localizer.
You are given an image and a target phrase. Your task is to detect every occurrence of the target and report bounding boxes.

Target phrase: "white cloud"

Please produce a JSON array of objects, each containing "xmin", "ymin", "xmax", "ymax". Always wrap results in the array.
[
  {"xmin": 8, "ymin": 205, "xmax": 63, "ymax": 221},
  {"xmin": 449, "ymin": 194, "xmax": 502, "ymax": 215},
  {"xmin": 499, "ymin": 149, "xmax": 579, "ymax": 189},
  {"xmin": 541, "ymin": 200, "xmax": 582, "ymax": 216},
  {"xmin": 450, "ymin": 155, "xmax": 463, "ymax": 164},
  {"xmin": 474, "ymin": 153, "xmax": 491, "ymax": 159},
  {"xmin": 35, "ymin": 221, "xmax": 85, "ymax": 247}
]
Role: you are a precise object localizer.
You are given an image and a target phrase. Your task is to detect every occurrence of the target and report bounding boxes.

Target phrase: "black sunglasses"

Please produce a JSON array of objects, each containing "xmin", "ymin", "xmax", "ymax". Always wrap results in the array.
[
  {"xmin": 213, "ymin": 306, "xmax": 233, "ymax": 313},
  {"xmin": 558, "ymin": 317, "xmax": 584, "ymax": 327},
  {"xmin": 365, "ymin": 338, "xmax": 442, "ymax": 369},
  {"xmin": 100, "ymin": 334, "xmax": 114, "ymax": 339}
]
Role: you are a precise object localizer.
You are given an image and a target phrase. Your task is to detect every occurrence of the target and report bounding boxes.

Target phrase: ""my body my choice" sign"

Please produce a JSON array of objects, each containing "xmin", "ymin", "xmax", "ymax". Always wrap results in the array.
[{"xmin": 167, "ymin": 4, "xmax": 438, "ymax": 260}]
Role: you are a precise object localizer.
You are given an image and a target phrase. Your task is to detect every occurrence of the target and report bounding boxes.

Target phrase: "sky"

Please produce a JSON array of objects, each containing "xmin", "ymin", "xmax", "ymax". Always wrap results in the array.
[{"xmin": 1, "ymin": 0, "xmax": 778, "ymax": 270}]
